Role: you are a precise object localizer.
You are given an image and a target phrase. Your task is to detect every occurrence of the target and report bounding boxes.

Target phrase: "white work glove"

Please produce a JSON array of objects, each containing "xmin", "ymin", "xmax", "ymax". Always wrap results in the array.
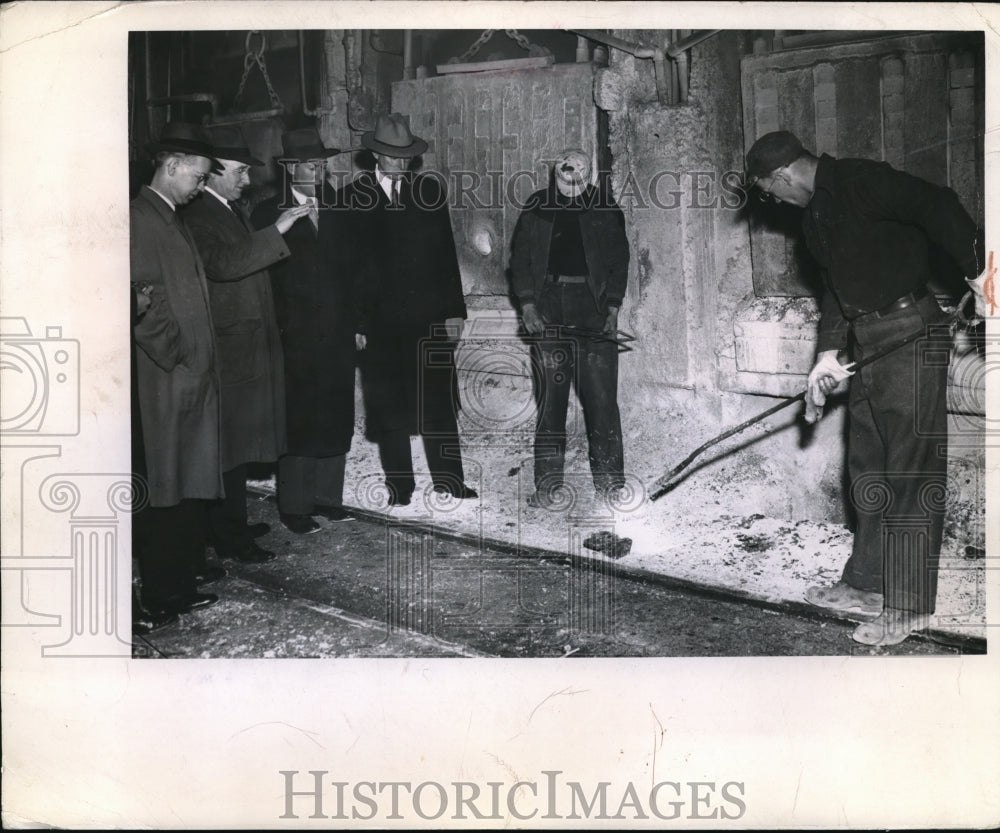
[
  {"xmin": 804, "ymin": 350, "xmax": 855, "ymax": 424},
  {"xmin": 965, "ymin": 262, "xmax": 993, "ymax": 318}
]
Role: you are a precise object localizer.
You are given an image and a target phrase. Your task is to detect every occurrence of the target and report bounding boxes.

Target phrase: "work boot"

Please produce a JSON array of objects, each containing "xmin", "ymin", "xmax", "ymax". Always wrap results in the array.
[
  {"xmin": 804, "ymin": 581, "xmax": 883, "ymax": 616},
  {"xmin": 852, "ymin": 607, "xmax": 932, "ymax": 647}
]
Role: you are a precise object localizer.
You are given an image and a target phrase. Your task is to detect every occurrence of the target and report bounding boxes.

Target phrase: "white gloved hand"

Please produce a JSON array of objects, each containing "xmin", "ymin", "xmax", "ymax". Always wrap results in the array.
[{"xmin": 804, "ymin": 350, "xmax": 855, "ymax": 424}]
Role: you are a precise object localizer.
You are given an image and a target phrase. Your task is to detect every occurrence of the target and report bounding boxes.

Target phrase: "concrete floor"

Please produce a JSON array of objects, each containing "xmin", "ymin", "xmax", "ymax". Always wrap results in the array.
[{"xmin": 134, "ymin": 491, "xmax": 983, "ymax": 659}]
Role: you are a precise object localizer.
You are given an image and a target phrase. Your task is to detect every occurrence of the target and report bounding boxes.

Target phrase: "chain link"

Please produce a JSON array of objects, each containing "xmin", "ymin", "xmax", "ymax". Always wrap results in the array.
[
  {"xmin": 450, "ymin": 29, "xmax": 495, "ymax": 63},
  {"xmin": 449, "ymin": 28, "xmax": 548, "ymax": 64},
  {"xmin": 505, "ymin": 29, "xmax": 533, "ymax": 51},
  {"xmin": 233, "ymin": 31, "xmax": 283, "ymax": 110}
]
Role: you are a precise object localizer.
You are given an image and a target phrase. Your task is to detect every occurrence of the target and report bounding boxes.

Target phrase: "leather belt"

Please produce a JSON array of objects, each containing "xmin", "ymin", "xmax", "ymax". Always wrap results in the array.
[
  {"xmin": 853, "ymin": 285, "xmax": 928, "ymax": 320},
  {"xmin": 548, "ymin": 273, "xmax": 589, "ymax": 284}
]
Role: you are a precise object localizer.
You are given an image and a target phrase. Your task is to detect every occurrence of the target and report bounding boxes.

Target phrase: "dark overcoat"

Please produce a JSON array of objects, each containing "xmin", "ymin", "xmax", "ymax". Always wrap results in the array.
[
  {"xmin": 251, "ymin": 186, "xmax": 356, "ymax": 457},
  {"xmin": 342, "ymin": 171, "xmax": 467, "ymax": 438},
  {"xmin": 182, "ymin": 192, "xmax": 290, "ymax": 471},
  {"xmin": 131, "ymin": 186, "xmax": 223, "ymax": 506}
]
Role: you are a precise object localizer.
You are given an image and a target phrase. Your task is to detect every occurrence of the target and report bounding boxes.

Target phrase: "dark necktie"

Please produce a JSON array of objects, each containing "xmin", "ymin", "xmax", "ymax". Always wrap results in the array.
[{"xmin": 227, "ymin": 200, "xmax": 249, "ymax": 229}]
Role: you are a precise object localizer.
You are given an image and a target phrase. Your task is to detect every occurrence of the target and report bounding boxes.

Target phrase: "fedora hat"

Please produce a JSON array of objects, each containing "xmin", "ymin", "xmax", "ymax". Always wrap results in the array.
[
  {"xmin": 205, "ymin": 125, "xmax": 263, "ymax": 166},
  {"xmin": 281, "ymin": 127, "xmax": 343, "ymax": 162},
  {"xmin": 361, "ymin": 113, "xmax": 427, "ymax": 158},
  {"xmin": 145, "ymin": 121, "xmax": 219, "ymax": 163}
]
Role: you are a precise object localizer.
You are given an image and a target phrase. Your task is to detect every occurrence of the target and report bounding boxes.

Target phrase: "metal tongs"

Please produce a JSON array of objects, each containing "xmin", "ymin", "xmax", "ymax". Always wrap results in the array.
[{"xmin": 524, "ymin": 325, "xmax": 637, "ymax": 353}]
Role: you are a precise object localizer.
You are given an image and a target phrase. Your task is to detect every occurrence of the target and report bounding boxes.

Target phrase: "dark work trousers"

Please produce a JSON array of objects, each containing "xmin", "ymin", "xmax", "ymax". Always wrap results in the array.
[
  {"xmin": 135, "ymin": 499, "xmax": 206, "ymax": 609},
  {"xmin": 377, "ymin": 421, "xmax": 465, "ymax": 500},
  {"xmin": 841, "ymin": 293, "xmax": 950, "ymax": 614},
  {"xmin": 278, "ymin": 454, "xmax": 347, "ymax": 514},
  {"xmin": 533, "ymin": 282, "xmax": 625, "ymax": 492},
  {"xmin": 208, "ymin": 464, "xmax": 250, "ymax": 551}
]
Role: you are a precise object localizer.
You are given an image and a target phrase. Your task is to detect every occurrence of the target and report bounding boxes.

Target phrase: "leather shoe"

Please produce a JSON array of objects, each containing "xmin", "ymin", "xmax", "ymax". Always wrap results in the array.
[
  {"xmin": 194, "ymin": 566, "xmax": 227, "ymax": 585},
  {"xmin": 217, "ymin": 539, "xmax": 277, "ymax": 563},
  {"xmin": 248, "ymin": 522, "xmax": 270, "ymax": 538},
  {"xmin": 315, "ymin": 504, "xmax": 354, "ymax": 522},
  {"xmin": 280, "ymin": 513, "xmax": 321, "ymax": 535},
  {"xmin": 175, "ymin": 591, "xmax": 220, "ymax": 613},
  {"xmin": 804, "ymin": 581, "xmax": 883, "ymax": 616},
  {"xmin": 433, "ymin": 483, "xmax": 479, "ymax": 500}
]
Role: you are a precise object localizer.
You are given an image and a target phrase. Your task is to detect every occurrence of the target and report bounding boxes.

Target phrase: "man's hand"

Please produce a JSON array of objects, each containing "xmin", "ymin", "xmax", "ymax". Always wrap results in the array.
[
  {"xmin": 275, "ymin": 204, "xmax": 314, "ymax": 234},
  {"xmin": 603, "ymin": 305, "xmax": 620, "ymax": 335},
  {"xmin": 966, "ymin": 252, "xmax": 995, "ymax": 318},
  {"xmin": 444, "ymin": 317, "xmax": 465, "ymax": 341},
  {"xmin": 521, "ymin": 302, "xmax": 545, "ymax": 335},
  {"xmin": 804, "ymin": 350, "xmax": 855, "ymax": 423},
  {"xmin": 355, "ymin": 333, "xmax": 367, "ymax": 351},
  {"xmin": 132, "ymin": 283, "xmax": 153, "ymax": 318}
]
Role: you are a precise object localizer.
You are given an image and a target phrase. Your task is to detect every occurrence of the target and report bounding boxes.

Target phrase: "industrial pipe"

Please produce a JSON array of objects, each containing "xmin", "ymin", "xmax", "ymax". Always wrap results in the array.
[
  {"xmin": 403, "ymin": 30, "xmax": 415, "ymax": 80},
  {"xmin": 570, "ymin": 28, "xmax": 722, "ymax": 105}
]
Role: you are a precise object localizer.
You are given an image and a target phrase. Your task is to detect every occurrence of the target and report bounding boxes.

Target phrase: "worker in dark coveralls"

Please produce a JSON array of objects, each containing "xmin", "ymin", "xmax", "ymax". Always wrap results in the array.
[
  {"xmin": 348, "ymin": 113, "xmax": 478, "ymax": 507},
  {"xmin": 182, "ymin": 125, "xmax": 312, "ymax": 562},
  {"xmin": 252, "ymin": 127, "xmax": 356, "ymax": 534},
  {"xmin": 510, "ymin": 149, "xmax": 630, "ymax": 508},
  {"xmin": 745, "ymin": 130, "xmax": 986, "ymax": 646},
  {"xmin": 131, "ymin": 122, "xmax": 224, "ymax": 616}
]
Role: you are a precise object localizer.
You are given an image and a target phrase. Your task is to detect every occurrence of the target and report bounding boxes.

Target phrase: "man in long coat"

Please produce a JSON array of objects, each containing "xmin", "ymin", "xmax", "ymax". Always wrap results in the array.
[
  {"xmin": 251, "ymin": 127, "xmax": 357, "ymax": 533},
  {"xmin": 182, "ymin": 125, "xmax": 311, "ymax": 561},
  {"xmin": 347, "ymin": 113, "xmax": 478, "ymax": 507},
  {"xmin": 131, "ymin": 121, "xmax": 223, "ymax": 616}
]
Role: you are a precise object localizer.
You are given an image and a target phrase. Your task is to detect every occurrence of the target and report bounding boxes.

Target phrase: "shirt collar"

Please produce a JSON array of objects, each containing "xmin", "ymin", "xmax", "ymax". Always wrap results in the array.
[
  {"xmin": 205, "ymin": 186, "xmax": 229, "ymax": 207},
  {"xmin": 146, "ymin": 185, "xmax": 175, "ymax": 211},
  {"xmin": 810, "ymin": 154, "xmax": 837, "ymax": 202},
  {"xmin": 374, "ymin": 166, "xmax": 399, "ymax": 199}
]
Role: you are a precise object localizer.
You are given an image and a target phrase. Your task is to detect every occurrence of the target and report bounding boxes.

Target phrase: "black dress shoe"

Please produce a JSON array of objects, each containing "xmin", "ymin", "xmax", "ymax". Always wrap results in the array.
[
  {"xmin": 280, "ymin": 513, "xmax": 321, "ymax": 534},
  {"xmin": 315, "ymin": 504, "xmax": 354, "ymax": 522},
  {"xmin": 433, "ymin": 483, "xmax": 479, "ymax": 500},
  {"xmin": 248, "ymin": 522, "xmax": 271, "ymax": 538},
  {"xmin": 194, "ymin": 566, "xmax": 227, "ymax": 585},
  {"xmin": 175, "ymin": 591, "xmax": 220, "ymax": 613},
  {"xmin": 218, "ymin": 539, "xmax": 277, "ymax": 563}
]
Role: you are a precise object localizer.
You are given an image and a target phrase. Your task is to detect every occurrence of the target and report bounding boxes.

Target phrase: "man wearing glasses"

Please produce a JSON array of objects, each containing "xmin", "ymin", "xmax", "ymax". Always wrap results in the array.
[
  {"xmin": 744, "ymin": 130, "xmax": 986, "ymax": 646},
  {"xmin": 131, "ymin": 122, "xmax": 225, "ymax": 618},
  {"xmin": 182, "ymin": 125, "xmax": 312, "ymax": 566}
]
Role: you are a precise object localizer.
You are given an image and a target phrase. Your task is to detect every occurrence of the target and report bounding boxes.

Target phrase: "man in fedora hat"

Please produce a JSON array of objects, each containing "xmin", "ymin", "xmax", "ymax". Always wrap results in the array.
[
  {"xmin": 744, "ymin": 129, "xmax": 984, "ymax": 646},
  {"xmin": 344, "ymin": 112, "xmax": 477, "ymax": 507},
  {"xmin": 182, "ymin": 124, "xmax": 313, "ymax": 563},
  {"xmin": 131, "ymin": 121, "xmax": 225, "ymax": 617},
  {"xmin": 252, "ymin": 126, "xmax": 357, "ymax": 533}
]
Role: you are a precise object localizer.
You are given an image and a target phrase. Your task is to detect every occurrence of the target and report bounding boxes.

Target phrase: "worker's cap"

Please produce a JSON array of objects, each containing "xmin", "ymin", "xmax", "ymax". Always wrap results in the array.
[{"xmin": 745, "ymin": 131, "xmax": 804, "ymax": 184}]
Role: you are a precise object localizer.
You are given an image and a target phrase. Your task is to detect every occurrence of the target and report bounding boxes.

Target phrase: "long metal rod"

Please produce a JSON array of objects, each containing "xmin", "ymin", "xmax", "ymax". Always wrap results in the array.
[{"xmin": 648, "ymin": 313, "xmax": 962, "ymax": 502}]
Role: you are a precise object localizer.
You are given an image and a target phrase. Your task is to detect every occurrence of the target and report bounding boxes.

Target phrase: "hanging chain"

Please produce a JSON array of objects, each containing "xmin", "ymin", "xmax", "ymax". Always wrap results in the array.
[
  {"xmin": 448, "ymin": 28, "xmax": 548, "ymax": 63},
  {"xmin": 504, "ymin": 29, "xmax": 534, "ymax": 52},
  {"xmin": 233, "ymin": 31, "xmax": 283, "ymax": 110},
  {"xmin": 449, "ymin": 29, "xmax": 496, "ymax": 63}
]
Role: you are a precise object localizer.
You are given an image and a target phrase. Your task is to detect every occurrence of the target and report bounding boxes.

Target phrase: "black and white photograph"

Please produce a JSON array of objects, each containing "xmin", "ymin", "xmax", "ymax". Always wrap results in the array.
[
  {"xmin": 125, "ymin": 25, "xmax": 988, "ymax": 659},
  {"xmin": 2, "ymin": 2, "xmax": 998, "ymax": 829}
]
